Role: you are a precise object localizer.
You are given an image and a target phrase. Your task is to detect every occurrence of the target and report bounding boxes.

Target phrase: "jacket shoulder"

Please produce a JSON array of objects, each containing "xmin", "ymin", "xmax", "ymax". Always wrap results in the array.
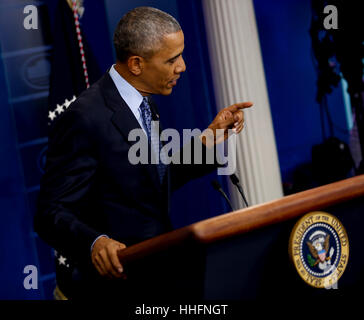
[
  {"xmin": 57, "ymin": 76, "xmax": 113, "ymax": 128},
  {"xmin": 70, "ymin": 79, "xmax": 108, "ymax": 116}
]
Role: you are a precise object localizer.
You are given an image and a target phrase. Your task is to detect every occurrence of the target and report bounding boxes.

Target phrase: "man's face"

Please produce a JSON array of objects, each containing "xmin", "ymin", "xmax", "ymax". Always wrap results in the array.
[{"xmin": 139, "ymin": 30, "xmax": 186, "ymax": 95}]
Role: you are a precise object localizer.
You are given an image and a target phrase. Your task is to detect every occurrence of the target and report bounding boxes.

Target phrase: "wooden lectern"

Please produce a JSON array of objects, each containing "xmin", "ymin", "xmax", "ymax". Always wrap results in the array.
[{"xmin": 118, "ymin": 175, "xmax": 364, "ymax": 300}]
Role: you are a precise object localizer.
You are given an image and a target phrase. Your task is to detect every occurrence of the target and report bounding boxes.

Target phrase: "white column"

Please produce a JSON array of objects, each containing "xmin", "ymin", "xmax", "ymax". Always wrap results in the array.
[{"xmin": 202, "ymin": 0, "xmax": 283, "ymax": 208}]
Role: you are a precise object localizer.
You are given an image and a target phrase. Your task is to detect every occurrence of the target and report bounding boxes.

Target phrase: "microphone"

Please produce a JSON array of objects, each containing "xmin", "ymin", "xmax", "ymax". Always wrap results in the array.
[
  {"xmin": 211, "ymin": 180, "xmax": 234, "ymax": 212},
  {"xmin": 230, "ymin": 174, "xmax": 249, "ymax": 207}
]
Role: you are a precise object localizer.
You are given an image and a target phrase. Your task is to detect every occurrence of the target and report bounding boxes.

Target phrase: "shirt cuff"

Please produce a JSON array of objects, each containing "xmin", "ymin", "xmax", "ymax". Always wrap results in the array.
[{"xmin": 90, "ymin": 234, "xmax": 109, "ymax": 254}]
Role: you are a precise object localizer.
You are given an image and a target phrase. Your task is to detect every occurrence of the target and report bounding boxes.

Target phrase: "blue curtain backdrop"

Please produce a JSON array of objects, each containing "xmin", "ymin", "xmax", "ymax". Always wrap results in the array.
[{"xmin": 253, "ymin": 0, "xmax": 351, "ymax": 186}]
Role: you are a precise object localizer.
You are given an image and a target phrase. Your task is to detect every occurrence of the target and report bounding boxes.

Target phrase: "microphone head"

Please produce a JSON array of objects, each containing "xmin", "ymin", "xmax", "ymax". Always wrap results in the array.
[
  {"xmin": 211, "ymin": 180, "xmax": 221, "ymax": 190},
  {"xmin": 230, "ymin": 174, "xmax": 240, "ymax": 185}
]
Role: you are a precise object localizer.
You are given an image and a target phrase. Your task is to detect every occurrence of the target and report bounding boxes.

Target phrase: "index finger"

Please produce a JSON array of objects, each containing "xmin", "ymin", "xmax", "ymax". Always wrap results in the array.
[{"xmin": 226, "ymin": 102, "xmax": 253, "ymax": 112}]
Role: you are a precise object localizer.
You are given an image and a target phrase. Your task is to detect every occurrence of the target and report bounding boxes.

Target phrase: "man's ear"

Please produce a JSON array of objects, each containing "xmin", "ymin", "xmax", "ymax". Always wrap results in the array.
[{"xmin": 127, "ymin": 56, "xmax": 144, "ymax": 76}]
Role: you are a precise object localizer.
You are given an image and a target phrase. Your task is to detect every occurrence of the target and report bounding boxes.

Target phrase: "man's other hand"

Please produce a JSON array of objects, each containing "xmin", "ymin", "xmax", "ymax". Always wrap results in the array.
[{"xmin": 91, "ymin": 236, "xmax": 127, "ymax": 279}]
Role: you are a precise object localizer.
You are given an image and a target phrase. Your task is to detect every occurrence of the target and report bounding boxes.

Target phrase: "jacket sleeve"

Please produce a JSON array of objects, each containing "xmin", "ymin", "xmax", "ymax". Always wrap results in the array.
[{"xmin": 34, "ymin": 107, "xmax": 101, "ymax": 264}]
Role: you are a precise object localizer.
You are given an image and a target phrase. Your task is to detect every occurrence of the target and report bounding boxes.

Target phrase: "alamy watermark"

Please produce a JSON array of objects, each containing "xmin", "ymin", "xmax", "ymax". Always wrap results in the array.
[
  {"xmin": 128, "ymin": 123, "xmax": 237, "ymax": 175},
  {"xmin": 23, "ymin": 265, "xmax": 38, "ymax": 290},
  {"xmin": 23, "ymin": 5, "xmax": 38, "ymax": 30},
  {"xmin": 323, "ymin": 5, "xmax": 338, "ymax": 30}
]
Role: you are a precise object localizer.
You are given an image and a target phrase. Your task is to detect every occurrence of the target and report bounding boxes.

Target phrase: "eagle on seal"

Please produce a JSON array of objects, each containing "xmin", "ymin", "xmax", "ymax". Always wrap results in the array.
[{"xmin": 306, "ymin": 234, "xmax": 331, "ymax": 267}]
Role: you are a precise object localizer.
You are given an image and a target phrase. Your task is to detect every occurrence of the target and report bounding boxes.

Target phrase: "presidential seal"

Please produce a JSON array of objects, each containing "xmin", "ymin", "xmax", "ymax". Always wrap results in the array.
[{"xmin": 289, "ymin": 211, "xmax": 349, "ymax": 288}]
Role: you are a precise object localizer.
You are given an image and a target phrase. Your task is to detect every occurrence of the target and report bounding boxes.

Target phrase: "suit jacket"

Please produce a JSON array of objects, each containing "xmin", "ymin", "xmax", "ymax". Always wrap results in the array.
[{"xmin": 35, "ymin": 72, "xmax": 217, "ymax": 299}]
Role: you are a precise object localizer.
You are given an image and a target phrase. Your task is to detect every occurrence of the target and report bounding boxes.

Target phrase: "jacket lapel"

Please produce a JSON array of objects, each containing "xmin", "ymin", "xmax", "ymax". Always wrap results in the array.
[
  {"xmin": 99, "ymin": 72, "xmax": 161, "ymax": 189},
  {"xmin": 98, "ymin": 73, "xmax": 140, "ymax": 144}
]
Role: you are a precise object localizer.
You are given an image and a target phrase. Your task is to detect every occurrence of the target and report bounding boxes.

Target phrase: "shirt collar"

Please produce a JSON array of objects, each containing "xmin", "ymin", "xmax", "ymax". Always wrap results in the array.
[{"xmin": 109, "ymin": 64, "xmax": 143, "ymax": 119}]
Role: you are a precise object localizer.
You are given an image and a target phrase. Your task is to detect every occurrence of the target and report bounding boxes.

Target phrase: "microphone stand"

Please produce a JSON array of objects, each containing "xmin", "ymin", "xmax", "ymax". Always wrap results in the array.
[
  {"xmin": 211, "ymin": 180, "xmax": 234, "ymax": 212},
  {"xmin": 230, "ymin": 174, "xmax": 249, "ymax": 207}
]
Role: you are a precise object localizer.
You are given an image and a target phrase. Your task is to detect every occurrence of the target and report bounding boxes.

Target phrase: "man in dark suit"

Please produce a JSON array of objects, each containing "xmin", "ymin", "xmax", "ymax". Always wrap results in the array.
[{"xmin": 35, "ymin": 7, "xmax": 252, "ymax": 299}]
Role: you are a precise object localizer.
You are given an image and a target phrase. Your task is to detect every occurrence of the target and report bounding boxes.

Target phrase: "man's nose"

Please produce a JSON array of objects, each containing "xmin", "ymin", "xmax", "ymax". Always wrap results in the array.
[{"xmin": 175, "ymin": 56, "xmax": 186, "ymax": 74}]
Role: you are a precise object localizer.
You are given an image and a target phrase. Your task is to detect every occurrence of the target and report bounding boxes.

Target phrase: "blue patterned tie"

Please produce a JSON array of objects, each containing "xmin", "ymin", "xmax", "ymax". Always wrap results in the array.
[{"xmin": 139, "ymin": 97, "xmax": 167, "ymax": 183}]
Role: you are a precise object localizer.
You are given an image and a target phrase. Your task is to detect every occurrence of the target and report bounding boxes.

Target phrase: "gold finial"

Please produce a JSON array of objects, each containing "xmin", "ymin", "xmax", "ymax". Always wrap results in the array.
[
  {"xmin": 66, "ymin": 0, "xmax": 84, "ymax": 17},
  {"xmin": 66, "ymin": 0, "xmax": 73, "ymax": 9}
]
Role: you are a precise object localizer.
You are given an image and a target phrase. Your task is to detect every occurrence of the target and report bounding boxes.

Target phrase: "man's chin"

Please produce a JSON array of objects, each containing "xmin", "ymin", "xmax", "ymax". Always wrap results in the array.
[{"xmin": 160, "ymin": 88, "xmax": 173, "ymax": 96}]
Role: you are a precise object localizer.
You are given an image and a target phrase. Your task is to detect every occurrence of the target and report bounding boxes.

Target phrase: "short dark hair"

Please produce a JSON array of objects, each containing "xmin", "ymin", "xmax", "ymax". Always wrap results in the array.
[{"xmin": 113, "ymin": 7, "xmax": 181, "ymax": 62}]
